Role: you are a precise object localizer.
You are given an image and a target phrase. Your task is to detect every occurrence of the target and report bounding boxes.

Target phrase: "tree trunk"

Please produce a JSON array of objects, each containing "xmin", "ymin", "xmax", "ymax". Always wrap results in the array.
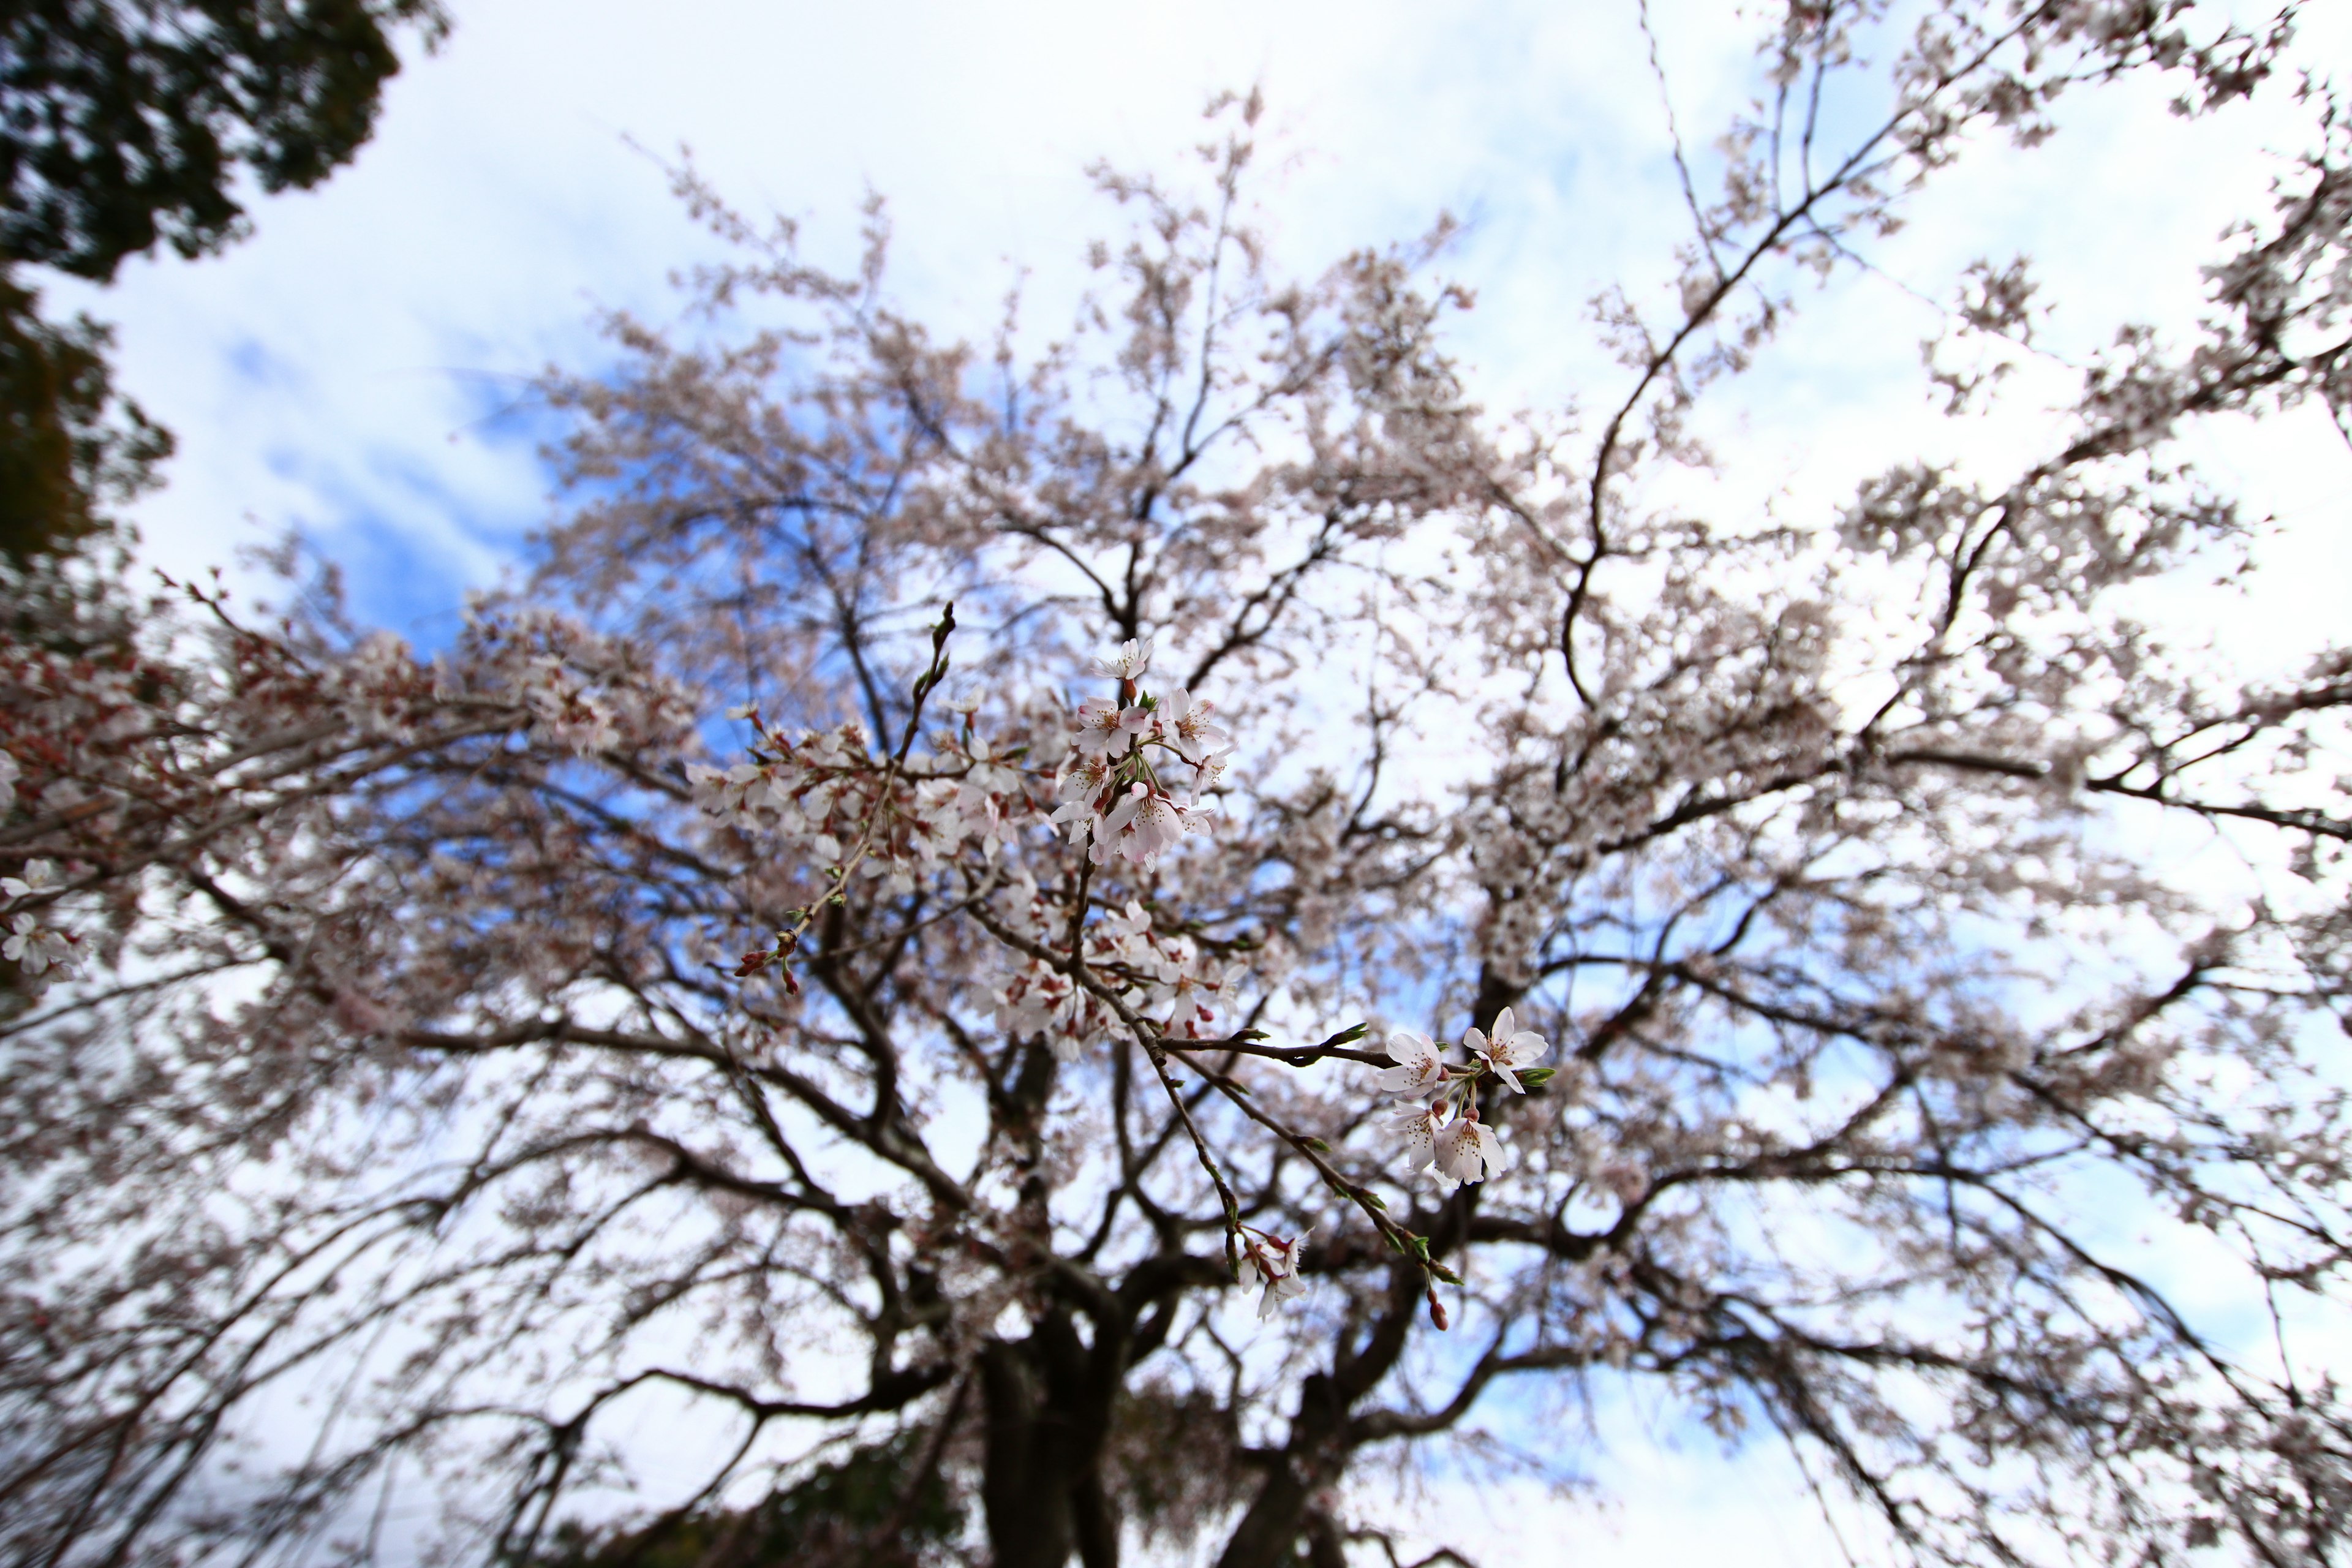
[
  {"xmin": 979, "ymin": 1311, "xmax": 1126, "ymax": 1568},
  {"xmin": 981, "ymin": 1339, "xmax": 1076, "ymax": 1568},
  {"xmin": 1215, "ymin": 1258, "xmax": 1431, "ymax": 1568},
  {"xmin": 1212, "ymin": 1373, "xmax": 1346, "ymax": 1568},
  {"xmin": 1302, "ymin": 1510, "xmax": 1351, "ymax": 1568}
]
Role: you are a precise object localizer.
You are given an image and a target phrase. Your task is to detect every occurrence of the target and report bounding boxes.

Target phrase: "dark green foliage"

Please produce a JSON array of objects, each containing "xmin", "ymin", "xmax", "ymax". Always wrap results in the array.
[
  {"xmin": 1, "ymin": 0, "xmax": 449, "ymax": 283},
  {"xmin": 0, "ymin": 271, "xmax": 169, "ymax": 559},
  {"xmin": 524, "ymin": 1434, "xmax": 964, "ymax": 1568},
  {"xmin": 0, "ymin": 1, "xmax": 447, "ymax": 557}
]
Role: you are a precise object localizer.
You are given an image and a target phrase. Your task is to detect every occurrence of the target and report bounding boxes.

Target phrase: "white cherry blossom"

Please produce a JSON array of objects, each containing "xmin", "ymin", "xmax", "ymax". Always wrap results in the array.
[
  {"xmin": 1, "ymin": 859, "xmax": 61, "ymax": 902},
  {"xmin": 1392, "ymin": 1101, "xmax": 1446, "ymax": 1178},
  {"xmin": 952, "ymin": 736, "xmax": 1028, "ymax": 850},
  {"xmin": 1090, "ymin": 637, "xmax": 1155, "ymax": 681},
  {"xmin": 1071, "ymin": 698, "xmax": 1131, "ymax": 757},
  {"xmin": 989, "ymin": 877, "xmax": 1240, "ymax": 1059},
  {"xmin": 1054, "ymin": 641, "xmax": 1230, "ymax": 869},
  {"xmin": 1464, "ymin": 1005, "xmax": 1549, "ymax": 1093},
  {"xmin": 1375, "ymin": 1030, "xmax": 1447, "ymax": 1098},
  {"xmin": 2, "ymin": 862, "xmax": 75, "ymax": 978},
  {"xmin": 1047, "ymin": 793, "xmax": 1106, "ymax": 854},
  {"xmin": 1157, "ymin": 688, "xmax": 1230, "ymax": 764},
  {"xmin": 1186, "ymin": 747, "xmax": 1232, "ymax": 798},
  {"xmin": 1237, "ymin": 1226, "xmax": 1310, "ymax": 1319},
  {"xmin": 1100, "ymin": 784, "xmax": 1187, "ymax": 865},
  {"xmin": 685, "ymin": 761, "xmax": 769, "ymax": 820},
  {"xmin": 1057, "ymin": 752, "xmax": 1111, "ymax": 803},
  {"xmin": 1155, "ymin": 961, "xmax": 1238, "ymax": 1040},
  {"xmin": 1434, "ymin": 1117, "xmax": 1506, "ymax": 1185},
  {"xmin": 1102, "ymin": 900, "xmax": 1153, "ymax": 941},
  {"xmin": 5, "ymin": 913, "xmax": 78, "ymax": 978},
  {"xmin": 959, "ymin": 733, "xmax": 1022, "ymax": 794}
]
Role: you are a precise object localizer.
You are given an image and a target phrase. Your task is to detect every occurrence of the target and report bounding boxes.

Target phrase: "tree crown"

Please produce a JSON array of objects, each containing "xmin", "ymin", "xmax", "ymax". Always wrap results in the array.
[
  {"xmin": 0, "ymin": 0, "xmax": 448, "ymax": 282},
  {"xmin": 2, "ymin": 5, "xmax": 2349, "ymax": 1566}
]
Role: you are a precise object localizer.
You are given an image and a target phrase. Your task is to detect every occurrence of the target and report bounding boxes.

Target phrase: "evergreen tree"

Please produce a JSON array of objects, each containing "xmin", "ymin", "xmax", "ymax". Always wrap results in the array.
[{"xmin": 0, "ymin": 0, "xmax": 447, "ymax": 556}]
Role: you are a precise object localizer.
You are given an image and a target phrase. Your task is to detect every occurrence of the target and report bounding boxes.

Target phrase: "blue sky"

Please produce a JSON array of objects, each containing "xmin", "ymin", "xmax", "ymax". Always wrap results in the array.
[
  {"xmin": 38, "ymin": 1, "xmax": 2352, "ymax": 1558},
  {"xmin": 55, "ymin": 2, "xmax": 2352, "ymax": 641}
]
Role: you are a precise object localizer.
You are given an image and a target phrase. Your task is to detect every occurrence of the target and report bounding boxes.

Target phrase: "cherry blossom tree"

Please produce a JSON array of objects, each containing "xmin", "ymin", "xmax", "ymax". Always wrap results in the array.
[{"xmin": 5, "ymin": 3, "xmax": 2351, "ymax": 1565}]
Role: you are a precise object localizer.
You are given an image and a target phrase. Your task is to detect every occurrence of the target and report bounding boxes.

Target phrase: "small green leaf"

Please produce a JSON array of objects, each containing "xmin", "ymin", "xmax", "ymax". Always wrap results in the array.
[
  {"xmin": 1302, "ymin": 1137, "xmax": 1332, "ymax": 1154},
  {"xmin": 1314, "ymin": 1021, "xmax": 1371, "ymax": 1051},
  {"xmin": 1365, "ymin": 1191, "xmax": 1387, "ymax": 1211},
  {"xmin": 1519, "ymin": 1067, "xmax": 1558, "ymax": 1088}
]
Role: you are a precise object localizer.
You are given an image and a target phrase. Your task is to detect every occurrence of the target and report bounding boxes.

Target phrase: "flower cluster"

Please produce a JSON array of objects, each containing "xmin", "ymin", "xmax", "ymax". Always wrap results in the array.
[
  {"xmin": 1236, "ymin": 1226, "xmax": 1310, "ymax": 1319},
  {"xmin": 2, "ymin": 860, "xmax": 80, "ymax": 979},
  {"xmin": 438, "ymin": 604, "xmax": 696, "ymax": 757},
  {"xmin": 993, "ymin": 889, "xmax": 1243, "ymax": 1061},
  {"xmin": 689, "ymin": 717, "xmax": 1036, "ymax": 898},
  {"xmin": 1374, "ymin": 1006, "xmax": 1552, "ymax": 1189},
  {"xmin": 1049, "ymin": 638, "xmax": 1229, "ymax": 868}
]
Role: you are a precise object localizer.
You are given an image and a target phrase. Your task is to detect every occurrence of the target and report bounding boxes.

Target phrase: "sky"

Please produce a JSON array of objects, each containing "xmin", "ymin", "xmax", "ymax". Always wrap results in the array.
[
  {"xmin": 40, "ymin": 1, "xmax": 2352, "ymax": 1561},
  {"xmin": 65, "ymin": 0, "xmax": 2343, "ymax": 641}
]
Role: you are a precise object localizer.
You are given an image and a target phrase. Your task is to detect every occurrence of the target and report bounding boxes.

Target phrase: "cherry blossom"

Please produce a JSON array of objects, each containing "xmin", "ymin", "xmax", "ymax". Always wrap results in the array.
[
  {"xmin": 1048, "ymin": 640, "xmax": 1226, "ymax": 868},
  {"xmin": 1046, "ymin": 790, "xmax": 1107, "ymax": 855},
  {"xmin": 1150, "ymin": 958, "xmax": 1241, "ymax": 1041},
  {"xmin": 1373, "ymin": 1013, "xmax": 1547, "ymax": 1180},
  {"xmin": 1464, "ymin": 1006, "xmax": 1549, "ymax": 1093},
  {"xmin": 1, "ymin": 861, "xmax": 77, "ymax": 978},
  {"xmin": 1158, "ymin": 687, "xmax": 1231, "ymax": 764},
  {"xmin": 1058, "ymin": 748, "xmax": 1110, "ymax": 793},
  {"xmin": 1237, "ymin": 1226, "xmax": 1310, "ymax": 1319},
  {"xmin": 1391, "ymin": 1101, "xmax": 1446, "ymax": 1180},
  {"xmin": 1091, "ymin": 637, "xmax": 1155, "ymax": 682},
  {"xmin": 1375, "ymin": 1030, "xmax": 1446, "ymax": 1098},
  {"xmin": 1, "ymin": 858, "xmax": 61, "ymax": 901},
  {"xmin": 995, "ymin": 965, "xmax": 1084, "ymax": 1058},
  {"xmin": 1071, "ymin": 697, "xmax": 1131, "ymax": 757},
  {"xmin": 689, "ymin": 711, "xmax": 1038, "ymax": 892},
  {"xmin": 987, "ymin": 876, "xmax": 1243, "ymax": 1059},
  {"xmin": 4, "ymin": 913, "xmax": 78, "ymax": 978},
  {"xmin": 1434, "ymin": 1117, "xmax": 1505, "ymax": 1186},
  {"xmin": 1101, "ymin": 782, "xmax": 1188, "ymax": 865}
]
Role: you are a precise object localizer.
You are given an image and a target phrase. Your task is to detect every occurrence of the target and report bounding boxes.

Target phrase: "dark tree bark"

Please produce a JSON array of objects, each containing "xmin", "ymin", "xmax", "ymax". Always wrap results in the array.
[{"xmin": 980, "ymin": 1311, "xmax": 1129, "ymax": 1568}]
